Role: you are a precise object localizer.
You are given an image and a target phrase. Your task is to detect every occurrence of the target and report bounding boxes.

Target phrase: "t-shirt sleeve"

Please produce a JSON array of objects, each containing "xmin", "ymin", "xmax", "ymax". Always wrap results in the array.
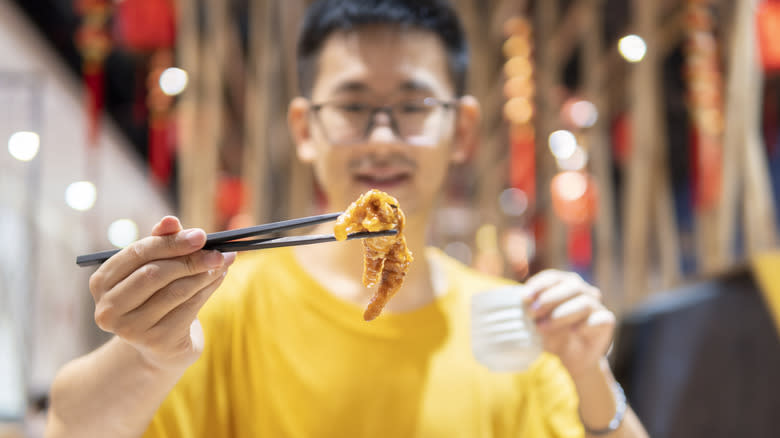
[{"xmin": 517, "ymin": 353, "xmax": 585, "ymax": 438}]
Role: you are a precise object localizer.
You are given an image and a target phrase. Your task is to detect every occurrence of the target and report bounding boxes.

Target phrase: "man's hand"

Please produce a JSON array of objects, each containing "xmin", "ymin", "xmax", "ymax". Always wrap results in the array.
[
  {"xmin": 88, "ymin": 216, "xmax": 235, "ymax": 372},
  {"xmin": 522, "ymin": 269, "xmax": 615, "ymax": 378}
]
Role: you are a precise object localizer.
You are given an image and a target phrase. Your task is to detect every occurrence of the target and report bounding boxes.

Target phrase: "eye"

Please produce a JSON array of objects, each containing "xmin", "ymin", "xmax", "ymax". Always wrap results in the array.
[
  {"xmin": 399, "ymin": 101, "xmax": 431, "ymax": 113},
  {"xmin": 337, "ymin": 102, "xmax": 370, "ymax": 113}
]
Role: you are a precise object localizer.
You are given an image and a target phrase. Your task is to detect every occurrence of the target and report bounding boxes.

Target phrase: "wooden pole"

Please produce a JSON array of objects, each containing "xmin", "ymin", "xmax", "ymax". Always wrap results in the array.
[
  {"xmin": 582, "ymin": 0, "xmax": 619, "ymax": 310},
  {"xmin": 717, "ymin": 0, "xmax": 777, "ymax": 265},
  {"xmin": 535, "ymin": 0, "xmax": 567, "ymax": 268},
  {"xmin": 623, "ymin": 0, "xmax": 660, "ymax": 307},
  {"xmin": 175, "ymin": 0, "xmax": 201, "ymax": 227},
  {"xmin": 242, "ymin": 0, "xmax": 274, "ymax": 224},
  {"xmin": 739, "ymin": 0, "xmax": 777, "ymax": 254}
]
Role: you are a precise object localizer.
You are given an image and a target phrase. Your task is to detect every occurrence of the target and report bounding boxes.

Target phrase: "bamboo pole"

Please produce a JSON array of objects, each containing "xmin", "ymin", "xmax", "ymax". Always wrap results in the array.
[
  {"xmin": 717, "ymin": 0, "xmax": 777, "ymax": 265},
  {"xmin": 242, "ymin": 0, "xmax": 274, "ymax": 224},
  {"xmin": 739, "ymin": 0, "xmax": 777, "ymax": 254},
  {"xmin": 652, "ymin": 88, "xmax": 682, "ymax": 289},
  {"xmin": 281, "ymin": 0, "xmax": 314, "ymax": 220},
  {"xmin": 175, "ymin": 0, "xmax": 201, "ymax": 227},
  {"xmin": 582, "ymin": 0, "xmax": 619, "ymax": 310},
  {"xmin": 623, "ymin": 0, "xmax": 660, "ymax": 307},
  {"xmin": 535, "ymin": 0, "xmax": 567, "ymax": 268}
]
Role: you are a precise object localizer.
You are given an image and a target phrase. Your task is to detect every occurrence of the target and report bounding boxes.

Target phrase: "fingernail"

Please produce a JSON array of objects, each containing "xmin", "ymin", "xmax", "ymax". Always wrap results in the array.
[
  {"xmin": 183, "ymin": 229, "xmax": 204, "ymax": 246},
  {"xmin": 223, "ymin": 252, "xmax": 237, "ymax": 266},
  {"xmin": 205, "ymin": 251, "xmax": 224, "ymax": 268},
  {"xmin": 530, "ymin": 301, "xmax": 542, "ymax": 311}
]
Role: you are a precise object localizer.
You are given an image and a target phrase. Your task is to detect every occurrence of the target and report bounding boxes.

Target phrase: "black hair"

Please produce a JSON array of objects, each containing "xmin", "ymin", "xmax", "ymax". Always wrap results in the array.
[{"xmin": 296, "ymin": 0, "xmax": 469, "ymax": 97}]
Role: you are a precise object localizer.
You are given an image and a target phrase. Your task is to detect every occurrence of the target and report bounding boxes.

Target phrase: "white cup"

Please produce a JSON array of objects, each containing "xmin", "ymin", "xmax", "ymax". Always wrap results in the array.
[{"xmin": 471, "ymin": 285, "xmax": 542, "ymax": 372}]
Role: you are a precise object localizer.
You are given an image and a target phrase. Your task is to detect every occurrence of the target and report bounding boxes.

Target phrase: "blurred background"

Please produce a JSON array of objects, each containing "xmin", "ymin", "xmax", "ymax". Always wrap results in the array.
[{"xmin": 1, "ymin": 0, "xmax": 780, "ymax": 437}]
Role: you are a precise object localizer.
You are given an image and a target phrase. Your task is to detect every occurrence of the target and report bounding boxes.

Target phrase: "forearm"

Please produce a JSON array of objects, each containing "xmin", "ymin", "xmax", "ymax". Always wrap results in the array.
[
  {"xmin": 46, "ymin": 336, "xmax": 186, "ymax": 438},
  {"xmin": 572, "ymin": 359, "xmax": 648, "ymax": 438}
]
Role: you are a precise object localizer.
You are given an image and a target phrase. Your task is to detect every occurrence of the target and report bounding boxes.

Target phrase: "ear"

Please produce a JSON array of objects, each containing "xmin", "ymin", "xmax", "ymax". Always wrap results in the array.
[
  {"xmin": 288, "ymin": 97, "xmax": 317, "ymax": 163},
  {"xmin": 451, "ymin": 95, "xmax": 480, "ymax": 164}
]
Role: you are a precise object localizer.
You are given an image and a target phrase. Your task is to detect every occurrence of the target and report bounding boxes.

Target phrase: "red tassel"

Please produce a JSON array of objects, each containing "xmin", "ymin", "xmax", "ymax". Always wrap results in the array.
[
  {"xmin": 148, "ymin": 116, "xmax": 172, "ymax": 184},
  {"xmin": 567, "ymin": 224, "xmax": 592, "ymax": 267},
  {"xmin": 83, "ymin": 65, "xmax": 105, "ymax": 147}
]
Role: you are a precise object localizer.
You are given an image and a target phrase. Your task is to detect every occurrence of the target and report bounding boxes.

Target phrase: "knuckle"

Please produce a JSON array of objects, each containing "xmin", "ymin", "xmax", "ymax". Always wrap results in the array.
[
  {"xmin": 94, "ymin": 303, "xmax": 117, "ymax": 331},
  {"xmin": 88, "ymin": 272, "xmax": 105, "ymax": 298},
  {"xmin": 164, "ymin": 282, "xmax": 191, "ymax": 303},
  {"xmin": 130, "ymin": 240, "xmax": 148, "ymax": 260},
  {"xmin": 139, "ymin": 263, "xmax": 161, "ymax": 283},
  {"xmin": 183, "ymin": 254, "xmax": 200, "ymax": 275},
  {"xmin": 163, "ymin": 234, "xmax": 179, "ymax": 251}
]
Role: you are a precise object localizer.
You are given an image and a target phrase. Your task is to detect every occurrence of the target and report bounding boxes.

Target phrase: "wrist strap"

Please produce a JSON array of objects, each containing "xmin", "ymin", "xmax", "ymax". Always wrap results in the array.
[{"xmin": 580, "ymin": 380, "xmax": 627, "ymax": 436}]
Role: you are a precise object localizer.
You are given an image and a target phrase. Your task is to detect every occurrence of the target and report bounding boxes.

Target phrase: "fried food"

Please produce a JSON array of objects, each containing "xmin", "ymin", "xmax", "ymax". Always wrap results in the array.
[{"xmin": 334, "ymin": 189, "xmax": 413, "ymax": 321}]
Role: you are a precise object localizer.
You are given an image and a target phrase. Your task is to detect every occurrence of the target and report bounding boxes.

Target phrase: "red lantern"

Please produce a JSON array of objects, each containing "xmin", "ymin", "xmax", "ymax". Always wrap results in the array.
[
  {"xmin": 550, "ymin": 171, "xmax": 598, "ymax": 226},
  {"xmin": 115, "ymin": 0, "xmax": 176, "ymax": 51},
  {"xmin": 757, "ymin": 1, "xmax": 780, "ymax": 72}
]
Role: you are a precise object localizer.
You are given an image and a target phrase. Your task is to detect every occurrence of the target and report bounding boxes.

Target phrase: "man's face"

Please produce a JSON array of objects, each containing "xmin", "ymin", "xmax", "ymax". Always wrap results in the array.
[{"xmin": 289, "ymin": 26, "xmax": 479, "ymax": 218}]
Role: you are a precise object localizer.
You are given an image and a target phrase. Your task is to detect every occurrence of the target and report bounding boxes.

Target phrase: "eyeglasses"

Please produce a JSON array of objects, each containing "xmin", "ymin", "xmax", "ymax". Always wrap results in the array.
[{"xmin": 309, "ymin": 97, "xmax": 458, "ymax": 146}]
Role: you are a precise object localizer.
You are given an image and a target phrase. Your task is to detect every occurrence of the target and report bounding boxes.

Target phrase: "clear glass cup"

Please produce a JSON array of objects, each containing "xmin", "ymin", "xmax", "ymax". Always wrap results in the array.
[{"xmin": 471, "ymin": 285, "xmax": 542, "ymax": 372}]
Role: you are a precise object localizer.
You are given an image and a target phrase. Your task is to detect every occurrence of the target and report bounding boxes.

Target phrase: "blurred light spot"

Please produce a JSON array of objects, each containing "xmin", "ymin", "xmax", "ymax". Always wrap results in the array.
[
  {"xmin": 445, "ymin": 241, "xmax": 472, "ymax": 265},
  {"xmin": 8, "ymin": 131, "xmax": 39, "ymax": 161},
  {"xmin": 548, "ymin": 130, "xmax": 577, "ymax": 160},
  {"xmin": 570, "ymin": 100, "xmax": 598, "ymax": 128},
  {"xmin": 159, "ymin": 68, "xmax": 188, "ymax": 96},
  {"xmin": 556, "ymin": 146, "xmax": 589, "ymax": 171},
  {"xmin": 499, "ymin": 188, "xmax": 529, "ymax": 217},
  {"xmin": 504, "ymin": 56, "xmax": 533, "ymax": 79},
  {"xmin": 65, "ymin": 181, "xmax": 97, "ymax": 211},
  {"xmin": 108, "ymin": 219, "xmax": 138, "ymax": 248},
  {"xmin": 476, "ymin": 224, "xmax": 499, "ymax": 252},
  {"xmin": 554, "ymin": 171, "xmax": 588, "ymax": 201},
  {"xmin": 504, "ymin": 97, "xmax": 534, "ymax": 124},
  {"xmin": 619, "ymin": 34, "xmax": 647, "ymax": 63}
]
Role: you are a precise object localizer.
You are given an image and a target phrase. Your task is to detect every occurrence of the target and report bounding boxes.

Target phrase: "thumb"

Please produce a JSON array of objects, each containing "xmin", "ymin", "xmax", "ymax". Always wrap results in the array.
[{"xmin": 152, "ymin": 216, "xmax": 183, "ymax": 237}]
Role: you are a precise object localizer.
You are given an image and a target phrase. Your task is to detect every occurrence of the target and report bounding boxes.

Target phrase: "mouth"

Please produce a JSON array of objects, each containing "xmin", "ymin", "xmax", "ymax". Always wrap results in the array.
[{"xmin": 353, "ymin": 170, "xmax": 412, "ymax": 190}]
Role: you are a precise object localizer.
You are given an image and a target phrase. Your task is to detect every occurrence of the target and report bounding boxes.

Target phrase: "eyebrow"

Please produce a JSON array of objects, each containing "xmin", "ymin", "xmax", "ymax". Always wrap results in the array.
[{"xmin": 330, "ymin": 79, "xmax": 436, "ymax": 96}]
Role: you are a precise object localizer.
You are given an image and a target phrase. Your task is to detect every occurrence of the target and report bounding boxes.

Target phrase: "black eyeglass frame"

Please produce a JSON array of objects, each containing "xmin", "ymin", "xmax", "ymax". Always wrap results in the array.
[{"xmin": 308, "ymin": 97, "xmax": 459, "ymax": 146}]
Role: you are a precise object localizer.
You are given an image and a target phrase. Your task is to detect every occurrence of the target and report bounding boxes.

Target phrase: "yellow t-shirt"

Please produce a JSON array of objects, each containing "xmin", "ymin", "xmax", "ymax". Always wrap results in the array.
[{"xmin": 142, "ymin": 247, "xmax": 584, "ymax": 437}]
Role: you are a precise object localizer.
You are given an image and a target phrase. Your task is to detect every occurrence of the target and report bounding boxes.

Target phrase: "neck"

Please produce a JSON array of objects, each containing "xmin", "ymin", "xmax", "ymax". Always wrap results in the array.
[{"xmin": 294, "ymin": 208, "xmax": 441, "ymax": 313}]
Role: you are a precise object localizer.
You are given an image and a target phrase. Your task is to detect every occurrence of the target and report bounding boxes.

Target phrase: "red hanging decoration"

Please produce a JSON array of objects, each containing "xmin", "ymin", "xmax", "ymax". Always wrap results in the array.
[
  {"xmin": 757, "ymin": 1, "xmax": 780, "ymax": 72},
  {"xmin": 75, "ymin": 0, "xmax": 112, "ymax": 147},
  {"xmin": 115, "ymin": 0, "xmax": 178, "ymax": 185},
  {"xmin": 567, "ymin": 224, "xmax": 592, "ymax": 267},
  {"xmin": 550, "ymin": 171, "xmax": 598, "ymax": 226},
  {"xmin": 684, "ymin": 0, "xmax": 724, "ymax": 211},
  {"xmin": 216, "ymin": 176, "xmax": 247, "ymax": 226},
  {"xmin": 503, "ymin": 16, "xmax": 537, "ymax": 209},
  {"xmin": 115, "ymin": 0, "xmax": 177, "ymax": 51}
]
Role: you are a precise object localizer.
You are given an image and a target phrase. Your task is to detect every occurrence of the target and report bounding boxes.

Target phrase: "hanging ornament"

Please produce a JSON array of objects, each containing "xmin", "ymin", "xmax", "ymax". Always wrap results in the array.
[
  {"xmin": 502, "ymin": 16, "xmax": 537, "ymax": 206},
  {"xmin": 757, "ymin": 0, "xmax": 780, "ymax": 72},
  {"xmin": 684, "ymin": 0, "xmax": 724, "ymax": 211},
  {"xmin": 115, "ymin": 0, "xmax": 178, "ymax": 185},
  {"xmin": 75, "ymin": 0, "xmax": 112, "ymax": 147}
]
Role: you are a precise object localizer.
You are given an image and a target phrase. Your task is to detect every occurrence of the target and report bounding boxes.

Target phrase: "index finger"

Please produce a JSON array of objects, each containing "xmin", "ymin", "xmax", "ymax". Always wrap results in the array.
[
  {"xmin": 95, "ymin": 228, "xmax": 207, "ymax": 291},
  {"xmin": 521, "ymin": 269, "xmax": 570, "ymax": 304}
]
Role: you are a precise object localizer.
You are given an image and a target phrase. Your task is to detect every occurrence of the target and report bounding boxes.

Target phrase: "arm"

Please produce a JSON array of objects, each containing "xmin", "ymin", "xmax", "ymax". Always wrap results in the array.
[
  {"xmin": 570, "ymin": 359, "xmax": 647, "ymax": 438},
  {"xmin": 523, "ymin": 270, "xmax": 649, "ymax": 438},
  {"xmin": 46, "ymin": 217, "xmax": 235, "ymax": 438}
]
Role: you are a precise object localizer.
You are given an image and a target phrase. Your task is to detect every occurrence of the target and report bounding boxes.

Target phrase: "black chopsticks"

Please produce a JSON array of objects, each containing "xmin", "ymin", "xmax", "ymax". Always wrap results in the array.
[{"xmin": 76, "ymin": 212, "xmax": 398, "ymax": 267}]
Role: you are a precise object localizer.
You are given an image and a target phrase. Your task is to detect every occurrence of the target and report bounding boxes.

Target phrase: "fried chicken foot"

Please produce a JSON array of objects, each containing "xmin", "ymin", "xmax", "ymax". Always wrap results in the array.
[{"xmin": 333, "ymin": 190, "xmax": 413, "ymax": 320}]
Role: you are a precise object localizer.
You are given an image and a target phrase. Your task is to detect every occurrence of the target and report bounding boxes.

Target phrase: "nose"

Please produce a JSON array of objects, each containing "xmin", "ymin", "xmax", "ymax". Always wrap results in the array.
[{"xmin": 365, "ymin": 110, "xmax": 400, "ymax": 143}]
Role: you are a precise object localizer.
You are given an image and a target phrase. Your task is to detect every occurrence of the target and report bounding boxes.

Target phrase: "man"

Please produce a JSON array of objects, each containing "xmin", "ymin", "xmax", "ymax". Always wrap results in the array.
[{"xmin": 46, "ymin": 0, "xmax": 648, "ymax": 436}]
